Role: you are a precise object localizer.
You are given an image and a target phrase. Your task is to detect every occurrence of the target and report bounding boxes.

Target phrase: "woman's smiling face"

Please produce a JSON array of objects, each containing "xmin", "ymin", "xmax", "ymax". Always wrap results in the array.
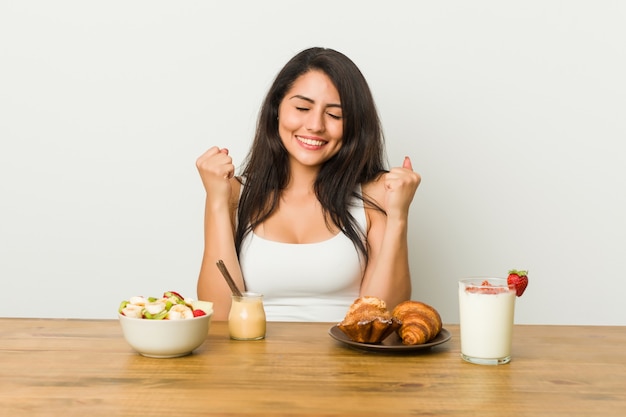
[{"xmin": 277, "ymin": 70, "xmax": 343, "ymax": 170}]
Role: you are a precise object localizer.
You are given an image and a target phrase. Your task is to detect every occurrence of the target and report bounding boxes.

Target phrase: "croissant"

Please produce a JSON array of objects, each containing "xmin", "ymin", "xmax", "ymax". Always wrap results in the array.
[
  {"xmin": 337, "ymin": 296, "xmax": 401, "ymax": 343},
  {"xmin": 392, "ymin": 301, "xmax": 442, "ymax": 345}
]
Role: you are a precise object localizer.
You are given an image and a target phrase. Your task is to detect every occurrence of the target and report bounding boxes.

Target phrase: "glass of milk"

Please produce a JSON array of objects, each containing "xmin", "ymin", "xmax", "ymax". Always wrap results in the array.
[
  {"xmin": 228, "ymin": 292, "xmax": 266, "ymax": 341},
  {"xmin": 458, "ymin": 278, "xmax": 516, "ymax": 365}
]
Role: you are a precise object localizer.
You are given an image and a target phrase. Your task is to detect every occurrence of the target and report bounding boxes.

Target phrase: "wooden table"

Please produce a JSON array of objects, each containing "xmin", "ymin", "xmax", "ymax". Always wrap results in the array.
[{"xmin": 1, "ymin": 319, "xmax": 624, "ymax": 416}]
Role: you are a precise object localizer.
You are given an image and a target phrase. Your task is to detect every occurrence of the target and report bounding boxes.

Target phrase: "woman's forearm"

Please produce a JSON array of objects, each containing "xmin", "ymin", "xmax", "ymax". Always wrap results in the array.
[
  {"xmin": 197, "ymin": 198, "xmax": 243, "ymax": 320},
  {"xmin": 360, "ymin": 217, "xmax": 412, "ymax": 309}
]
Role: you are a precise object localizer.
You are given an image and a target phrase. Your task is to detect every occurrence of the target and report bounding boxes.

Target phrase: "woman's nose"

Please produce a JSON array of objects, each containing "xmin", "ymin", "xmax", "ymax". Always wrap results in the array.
[{"xmin": 305, "ymin": 110, "xmax": 325, "ymax": 133}]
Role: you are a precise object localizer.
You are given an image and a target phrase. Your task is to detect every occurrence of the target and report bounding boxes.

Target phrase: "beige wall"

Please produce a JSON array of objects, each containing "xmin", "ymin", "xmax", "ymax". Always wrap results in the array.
[{"xmin": 1, "ymin": 1, "xmax": 624, "ymax": 324}]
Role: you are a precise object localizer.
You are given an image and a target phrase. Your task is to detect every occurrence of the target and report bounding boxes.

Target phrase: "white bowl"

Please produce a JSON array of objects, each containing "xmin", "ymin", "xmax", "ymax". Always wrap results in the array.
[{"xmin": 118, "ymin": 312, "xmax": 212, "ymax": 358}]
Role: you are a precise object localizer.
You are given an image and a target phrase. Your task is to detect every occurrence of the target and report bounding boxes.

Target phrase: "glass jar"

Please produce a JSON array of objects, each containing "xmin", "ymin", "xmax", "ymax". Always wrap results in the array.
[{"xmin": 228, "ymin": 292, "xmax": 266, "ymax": 340}]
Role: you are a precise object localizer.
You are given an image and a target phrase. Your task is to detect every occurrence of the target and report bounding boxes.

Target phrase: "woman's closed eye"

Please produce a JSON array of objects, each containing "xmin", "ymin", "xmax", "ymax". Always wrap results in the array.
[{"xmin": 294, "ymin": 103, "xmax": 341, "ymax": 120}]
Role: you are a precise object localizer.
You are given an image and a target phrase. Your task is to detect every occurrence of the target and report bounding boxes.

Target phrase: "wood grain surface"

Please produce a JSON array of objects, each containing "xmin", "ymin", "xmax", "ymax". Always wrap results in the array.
[{"xmin": 1, "ymin": 319, "xmax": 624, "ymax": 416}]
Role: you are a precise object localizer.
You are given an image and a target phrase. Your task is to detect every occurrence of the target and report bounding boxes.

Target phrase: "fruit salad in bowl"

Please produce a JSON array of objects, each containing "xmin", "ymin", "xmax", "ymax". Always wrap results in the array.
[
  {"xmin": 118, "ymin": 290, "xmax": 212, "ymax": 320},
  {"xmin": 118, "ymin": 291, "xmax": 214, "ymax": 358}
]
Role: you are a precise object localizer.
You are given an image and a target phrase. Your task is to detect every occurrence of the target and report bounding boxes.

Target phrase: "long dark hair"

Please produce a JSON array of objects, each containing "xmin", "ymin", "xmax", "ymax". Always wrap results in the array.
[{"xmin": 235, "ymin": 47, "xmax": 387, "ymax": 262}]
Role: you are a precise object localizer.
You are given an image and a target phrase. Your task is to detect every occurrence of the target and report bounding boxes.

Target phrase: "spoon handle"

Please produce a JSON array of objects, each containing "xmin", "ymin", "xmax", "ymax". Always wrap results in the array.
[{"xmin": 216, "ymin": 260, "xmax": 243, "ymax": 297}]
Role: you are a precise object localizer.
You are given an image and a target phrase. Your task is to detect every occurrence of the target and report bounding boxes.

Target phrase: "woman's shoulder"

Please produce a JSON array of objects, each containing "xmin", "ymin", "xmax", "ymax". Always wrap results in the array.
[
  {"xmin": 359, "ymin": 175, "xmax": 387, "ymax": 235},
  {"xmin": 361, "ymin": 173, "xmax": 387, "ymax": 210}
]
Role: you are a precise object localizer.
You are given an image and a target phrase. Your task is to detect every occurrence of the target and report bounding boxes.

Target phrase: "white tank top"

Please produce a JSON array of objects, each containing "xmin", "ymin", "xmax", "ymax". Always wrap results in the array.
[{"xmin": 239, "ymin": 187, "xmax": 366, "ymax": 322}]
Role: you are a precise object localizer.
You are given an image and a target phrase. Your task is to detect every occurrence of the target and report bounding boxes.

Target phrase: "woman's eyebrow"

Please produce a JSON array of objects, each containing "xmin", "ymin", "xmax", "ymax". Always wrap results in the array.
[{"xmin": 289, "ymin": 94, "xmax": 341, "ymax": 108}]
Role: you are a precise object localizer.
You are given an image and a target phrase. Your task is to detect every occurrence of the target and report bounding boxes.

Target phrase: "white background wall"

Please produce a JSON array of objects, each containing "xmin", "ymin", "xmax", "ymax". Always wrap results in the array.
[{"xmin": 1, "ymin": 1, "xmax": 625, "ymax": 325}]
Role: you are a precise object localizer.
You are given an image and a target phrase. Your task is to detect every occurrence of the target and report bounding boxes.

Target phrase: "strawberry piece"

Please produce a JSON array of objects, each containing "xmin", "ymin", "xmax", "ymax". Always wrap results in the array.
[
  {"xmin": 507, "ymin": 269, "xmax": 529, "ymax": 297},
  {"xmin": 193, "ymin": 309, "xmax": 207, "ymax": 317}
]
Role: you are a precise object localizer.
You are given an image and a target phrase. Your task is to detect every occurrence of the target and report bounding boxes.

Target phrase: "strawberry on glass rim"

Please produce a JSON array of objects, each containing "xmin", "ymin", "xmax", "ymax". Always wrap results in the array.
[{"xmin": 507, "ymin": 270, "xmax": 529, "ymax": 297}]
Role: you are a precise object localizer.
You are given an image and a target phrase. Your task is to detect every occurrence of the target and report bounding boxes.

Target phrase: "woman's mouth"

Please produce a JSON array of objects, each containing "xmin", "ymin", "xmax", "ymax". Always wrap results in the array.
[{"xmin": 296, "ymin": 136, "xmax": 327, "ymax": 148}]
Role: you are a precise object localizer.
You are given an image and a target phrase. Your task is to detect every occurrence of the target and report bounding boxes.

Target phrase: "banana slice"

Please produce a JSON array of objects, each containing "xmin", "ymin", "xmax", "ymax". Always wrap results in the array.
[
  {"xmin": 128, "ymin": 296, "xmax": 147, "ymax": 306},
  {"xmin": 167, "ymin": 304, "xmax": 194, "ymax": 320},
  {"xmin": 121, "ymin": 304, "xmax": 143, "ymax": 318}
]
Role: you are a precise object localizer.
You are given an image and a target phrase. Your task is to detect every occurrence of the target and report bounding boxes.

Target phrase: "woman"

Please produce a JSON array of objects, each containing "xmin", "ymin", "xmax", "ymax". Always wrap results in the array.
[{"xmin": 196, "ymin": 47, "xmax": 420, "ymax": 321}]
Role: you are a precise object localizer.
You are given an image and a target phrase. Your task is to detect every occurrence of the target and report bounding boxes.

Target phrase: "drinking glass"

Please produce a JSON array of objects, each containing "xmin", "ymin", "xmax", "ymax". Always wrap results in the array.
[{"xmin": 458, "ymin": 278, "xmax": 516, "ymax": 365}]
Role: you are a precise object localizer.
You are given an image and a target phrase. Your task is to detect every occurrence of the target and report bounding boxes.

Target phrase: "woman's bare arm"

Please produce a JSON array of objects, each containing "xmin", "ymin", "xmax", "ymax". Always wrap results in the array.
[
  {"xmin": 360, "ymin": 157, "xmax": 421, "ymax": 310},
  {"xmin": 195, "ymin": 147, "xmax": 245, "ymax": 320}
]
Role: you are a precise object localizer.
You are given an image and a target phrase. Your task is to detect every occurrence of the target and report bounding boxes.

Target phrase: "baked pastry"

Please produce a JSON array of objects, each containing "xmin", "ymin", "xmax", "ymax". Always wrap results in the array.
[
  {"xmin": 392, "ymin": 301, "xmax": 442, "ymax": 345},
  {"xmin": 337, "ymin": 296, "xmax": 401, "ymax": 343}
]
